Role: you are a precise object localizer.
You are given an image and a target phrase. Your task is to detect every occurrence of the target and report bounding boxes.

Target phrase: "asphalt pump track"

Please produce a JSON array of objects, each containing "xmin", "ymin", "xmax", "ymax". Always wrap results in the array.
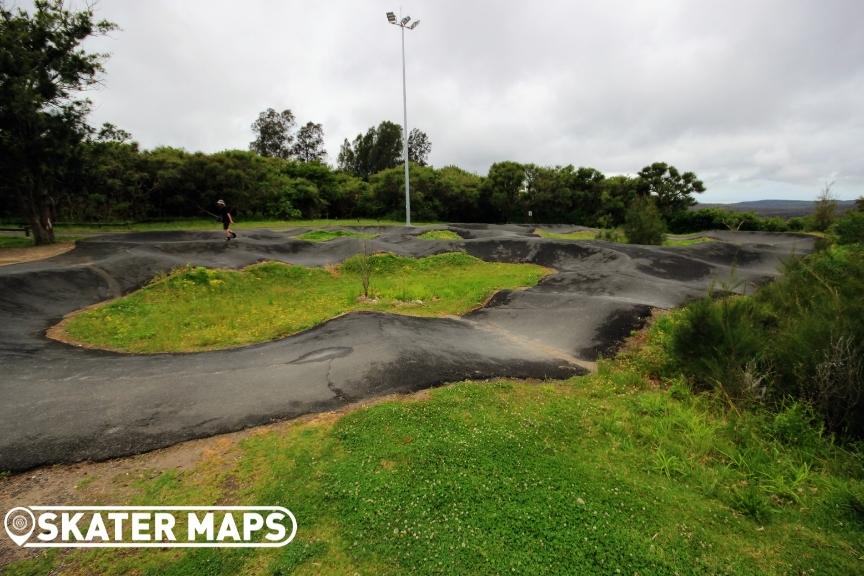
[{"xmin": 0, "ymin": 224, "xmax": 814, "ymax": 472}]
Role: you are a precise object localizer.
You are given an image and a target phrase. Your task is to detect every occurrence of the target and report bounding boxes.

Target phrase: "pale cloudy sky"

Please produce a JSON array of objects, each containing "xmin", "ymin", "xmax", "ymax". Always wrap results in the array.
[{"xmin": 56, "ymin": 1, "xmax": 864, "ymax": 201}]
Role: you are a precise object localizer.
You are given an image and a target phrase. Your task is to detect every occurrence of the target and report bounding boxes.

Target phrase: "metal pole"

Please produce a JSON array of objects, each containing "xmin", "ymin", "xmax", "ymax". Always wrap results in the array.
[{"xmin": 401, "ymin": 24, "xmax": 411, "ymax": 226}]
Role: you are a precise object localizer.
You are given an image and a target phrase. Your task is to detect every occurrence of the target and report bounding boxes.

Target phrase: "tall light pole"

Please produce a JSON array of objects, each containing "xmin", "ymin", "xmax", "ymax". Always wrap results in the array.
[{"xmin": 386, "ymin": 11, "xmax": 420, "ymax": 226}]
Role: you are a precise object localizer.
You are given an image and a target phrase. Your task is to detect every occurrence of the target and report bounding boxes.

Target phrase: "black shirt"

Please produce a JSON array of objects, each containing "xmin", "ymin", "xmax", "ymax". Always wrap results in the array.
[{"xmin": 219, "ymin": 205, "xmax": 231, "ymax": 223}]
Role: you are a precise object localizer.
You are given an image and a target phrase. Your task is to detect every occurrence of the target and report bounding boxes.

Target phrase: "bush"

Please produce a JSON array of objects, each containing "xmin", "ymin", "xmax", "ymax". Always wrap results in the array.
[
  {"xmin": 833, "ymin": 211, "xmax": 864, "ymax": 245},
  {"xmin": 664, "ymin": 246, "xmax": 864, "ymax": 438},
  {"xmin": 596, "ymin": 228, "xmax": 626, "ymax": 243},
  {"xmin": 624, "ymin": 196, "xmax": 665, "ymax": 245},
  {"xmin": 669, "ymin": 295, "xmax": 771, "ymax": 401},
  {"xmin": 667, "ymin": 208, "xmax": 791, "ymax": 234},
  {"xmin": 787, "ymin": 217, "xmax": 806, "ymax": 231}
]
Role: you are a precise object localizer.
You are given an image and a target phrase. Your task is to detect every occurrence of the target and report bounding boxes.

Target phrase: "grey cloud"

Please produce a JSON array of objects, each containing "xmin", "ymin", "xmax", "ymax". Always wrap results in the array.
[{"xmin": 77, "ymin": 0, "xmax": 864, "ymax": 202}]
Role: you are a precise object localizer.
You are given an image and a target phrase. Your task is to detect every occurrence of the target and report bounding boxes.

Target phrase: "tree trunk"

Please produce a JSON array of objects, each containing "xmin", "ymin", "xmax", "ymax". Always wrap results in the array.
[
  {"xmin": 29, "ymin": 216, "xmax": 56, "ymax": 245},
  {"xmin": 28, "ymin": 193, "xmax": 57, "ymax": 245}
]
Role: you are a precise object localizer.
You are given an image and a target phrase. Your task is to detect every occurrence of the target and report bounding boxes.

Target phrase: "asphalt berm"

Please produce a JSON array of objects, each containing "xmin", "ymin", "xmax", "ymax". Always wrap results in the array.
[{"xmin": 0, "ymin": 224, "xmax": 813, "ymax": 472}]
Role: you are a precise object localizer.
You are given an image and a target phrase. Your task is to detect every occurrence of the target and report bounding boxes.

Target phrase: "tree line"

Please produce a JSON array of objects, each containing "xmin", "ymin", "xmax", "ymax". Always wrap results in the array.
[{"xmin": 1, "ymin": 123, "xmax": 712, "ymax": 230}]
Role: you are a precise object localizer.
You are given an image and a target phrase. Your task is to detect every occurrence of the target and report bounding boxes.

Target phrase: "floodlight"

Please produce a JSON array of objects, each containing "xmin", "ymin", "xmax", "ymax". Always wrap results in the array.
[{"xmin": 385, "ymin": 10, "xmax": 421, "ymax": 226}]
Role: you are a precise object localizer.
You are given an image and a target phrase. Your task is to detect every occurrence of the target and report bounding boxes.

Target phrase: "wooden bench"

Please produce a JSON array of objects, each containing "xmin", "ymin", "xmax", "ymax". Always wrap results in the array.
[{"xmin": 0, "ymin": 225, "xmax": 31, "ymax": 237}]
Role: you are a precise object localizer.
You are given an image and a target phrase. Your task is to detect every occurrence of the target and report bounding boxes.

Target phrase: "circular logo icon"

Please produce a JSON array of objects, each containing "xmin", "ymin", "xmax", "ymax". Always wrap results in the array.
[{"xmin": 4, "ymin": 507, "xmax": 36, "ymax": 546}]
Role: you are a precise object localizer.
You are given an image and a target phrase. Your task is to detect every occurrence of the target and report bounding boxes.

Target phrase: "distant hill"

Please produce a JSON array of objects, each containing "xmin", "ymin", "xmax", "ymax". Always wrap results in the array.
[{"xmin": 696, "ymin": 199, "xmax": 857, "ymax": 217}]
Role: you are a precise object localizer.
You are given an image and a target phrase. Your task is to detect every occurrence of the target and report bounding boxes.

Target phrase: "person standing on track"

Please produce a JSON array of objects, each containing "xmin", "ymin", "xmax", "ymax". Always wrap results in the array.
[{"xmin": 216, "ymin": 199, "xmax": 237, "ymax": 241}]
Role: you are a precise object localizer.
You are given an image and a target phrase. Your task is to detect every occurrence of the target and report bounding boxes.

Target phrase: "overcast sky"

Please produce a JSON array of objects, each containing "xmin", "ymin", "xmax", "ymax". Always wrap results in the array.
[{"xmin": 59, "ymin": 0, "xmax": 864, "ymax": 201}]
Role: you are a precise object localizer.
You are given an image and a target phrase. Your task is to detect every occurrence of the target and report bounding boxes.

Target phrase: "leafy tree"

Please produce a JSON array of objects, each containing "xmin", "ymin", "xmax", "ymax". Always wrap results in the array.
[
  {"xmin": 250, "ymin": 108, "xmax": 296, "ymax": 159},
  {"xmin": 407, "ymin": 128, "xmax": 431, "ymax": 166},
  {"xmin": 96, "ymin": 122, "xmax": 132, "ymax": 144},
  {"xmin": 0, "ymin": 0, "xmax": 116, "ymax": 244},
  {"xmin": 367, "ymin": 164, "xmax": 443, "ymax": 221},
  {"xmin": 855, "ymin": 196, "xmax": 864, "ymax": 211},
  {"xmin": 328, "ymin": 173, "xmax": 369, "ymax": 219},
  {"xmin": 338, "ymin": 121, "xmax": 413, "ymax": 179},
  {"xmin": 624, "ymin": 196, "xmax": 666, "ymax": 245},
  {"xmin": 834, "ymin": 211, "xmax": 864, "ymax": 245},
  {"xmin": 811, "ymin": 182, "xmax": 837, "ymax": 232},
  {"xmin": 483, "ymin": 161, "xmax": 526, "ymax": 222},
  {"xmin": 637, "ymin": 162, "xmax": 705, "ymax": 219},
  {"xmin": 437, "ymin": 166, "xmax": 485, "ymax": 222},
  {"xmin": 292, "ymin": 121, "xmax": 326, "ymax": 163},
  {"xmin": 597, "ymin": 175, "xmax": 640, "ymax": 227},
  {"xmin": 337, "ymin": 139, "xmax": 354, "ymax": 172},
  {"xmin": 78, "ymin": 140, "xmax": 147, "ymax": 221}
]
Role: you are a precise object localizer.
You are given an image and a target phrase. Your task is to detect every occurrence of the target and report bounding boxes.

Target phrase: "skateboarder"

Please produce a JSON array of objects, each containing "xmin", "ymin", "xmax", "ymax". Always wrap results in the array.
[{"xmin": 216, "ymin": 199, "xmax": 237, "ymax": 241}]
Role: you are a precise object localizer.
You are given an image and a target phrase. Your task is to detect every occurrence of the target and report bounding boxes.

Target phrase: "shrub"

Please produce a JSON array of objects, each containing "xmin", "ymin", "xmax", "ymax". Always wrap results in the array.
[
  {"xmin": 623, "ymin": 196, "xmax": 665, "ymax": 245},
  {"xmin": 665, "ymin": 246, "xmax": 864, "ymax": 438},
  {"xmin": 667, "ymin": 208, "xmax": 791, "ymax": 234},
  {"xmin": 833, "ymin": 210, "xmax": 864, "ymax": 245},
  {"xmin": 668, "ymin": 295, "xmax": 771, "ymax": 402},
  {"xmin": 596, "ymin": 228, "xmax": 626, "ymax": 243},
  {"xmin": 787, "ymin": 217, "xmax": 806, "ymax": 231}
]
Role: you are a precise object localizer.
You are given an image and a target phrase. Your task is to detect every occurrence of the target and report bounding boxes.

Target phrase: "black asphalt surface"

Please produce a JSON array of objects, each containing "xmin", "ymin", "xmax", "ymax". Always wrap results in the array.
[{"xmin": 0, "ymin": 224, "xmax": 813, "ymax": 472}]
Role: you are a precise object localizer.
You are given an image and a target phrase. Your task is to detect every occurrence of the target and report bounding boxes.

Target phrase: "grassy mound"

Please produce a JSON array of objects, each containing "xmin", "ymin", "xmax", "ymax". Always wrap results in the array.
[
  {"xmin": 536, "ymin": 228, "xmax": 713, "ymax": 247},
  {"xmin": 418, "ymin": 229, "xmax": 461, "ymax": 241},
  {"xmin": 663, "ymin": 235, "xmax": 714, "ymax": 247},
  {"xmin": 60, "ymin": 252, "xmax": 549, "ymax": 353},
  {"xmin": 297, "ymin": 229, "xmax": 377, "ymax": 242},
  {"xmin": 536, "ymin": 229, "xmax": 597, "ymax": 241}
]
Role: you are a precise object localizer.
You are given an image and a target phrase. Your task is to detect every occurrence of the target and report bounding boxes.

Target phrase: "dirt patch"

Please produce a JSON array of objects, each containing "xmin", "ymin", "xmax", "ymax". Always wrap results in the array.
[{"xmin": 0, "ymin": 242, "xmax": 75, "ymax": 267}]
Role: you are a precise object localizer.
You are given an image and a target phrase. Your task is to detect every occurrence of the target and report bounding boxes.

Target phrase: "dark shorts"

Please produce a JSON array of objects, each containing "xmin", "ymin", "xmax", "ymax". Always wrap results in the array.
[{"xmin": 222, "ymin": 220, "xmax": 230, "ymax": 230}]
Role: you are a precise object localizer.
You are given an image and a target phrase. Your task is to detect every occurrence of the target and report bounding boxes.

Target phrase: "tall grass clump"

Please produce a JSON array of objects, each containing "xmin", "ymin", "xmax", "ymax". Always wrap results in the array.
[{"xmin": 663, "ymin": 245, "xmax": 864, "ymax": 438}]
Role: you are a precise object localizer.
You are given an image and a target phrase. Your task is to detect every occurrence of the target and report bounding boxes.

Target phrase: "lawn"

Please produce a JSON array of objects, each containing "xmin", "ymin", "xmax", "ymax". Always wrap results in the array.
[
  {"xmin": 59, "ymin": 252, "xmax": 549, "ymax": 353},
  {"xmin": 7, "ymin": 314, "xmax": 863, "ymax": 575},
  {"xmin": 418, "ymin": 229, "xmax": 462, "ymax": 241},
  {"xmin": 536, "ymin": 228, "xmax": 714, "ymax": 247},
  {"xmin": 535, "ymin": 229, "xmax": 598, "ymax": 241},
  {"xmin": 45, "ymin": 218, "xmax": 422, "ymax": 235},
  {"xmin": 296, "ymin": 229, "xmax": 378, "ymax": 242},
  {"xmin": 664, "ymin": 235, "xmax": 714, "ymax": 247},
  {"xmin": 0, "ymin": 236, "xmax": 34, "ymax": 249}
]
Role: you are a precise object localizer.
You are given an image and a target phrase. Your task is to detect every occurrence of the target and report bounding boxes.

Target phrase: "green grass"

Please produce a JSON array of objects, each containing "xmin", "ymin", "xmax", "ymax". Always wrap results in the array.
[
  {"xmin": 536, "ymin": 228, "xmax": 715, "ymax": 247},
  {"xmin": 664, "ymin": 235, "xmax": 714, "ymax": 247},
  {"xmin": 61, "ymin": 252, "xmax": 549, "ymax": 353},
  {"xmin": 0, "ymin": 235, "xmax": 35, "ymax": 248},
  {"xmin": 535, "ymin": 228, "xmax": 598, "ymax": 241},
  {"xmin": 8, "ymin": 323, "xmax": 863, "ymax": 574},
  {"xmin": 297, "ymin": 229, "xmax": 378, "ymax": 242},
  {"xmin": 48, "ymin": 218, "xmax": 426, "ymax": 235},
  {"xmin": 418, "ymin": 229, "xmax": 462, "ymax": 241}
]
